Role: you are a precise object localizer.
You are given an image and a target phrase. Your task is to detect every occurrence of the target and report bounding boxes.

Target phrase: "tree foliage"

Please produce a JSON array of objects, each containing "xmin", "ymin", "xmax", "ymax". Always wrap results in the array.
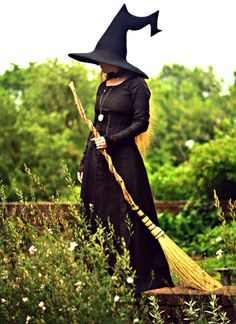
[
  {"xmin": 148, "ymin": 64, "xmax": 225, "ymax": 166},
  {"xmin": 0, "ymin": 61, "xmax": 235, "ymax": 200},
  {"xmin": 0, "ymin": 60, "xmax": 99, "ymax": 199}
]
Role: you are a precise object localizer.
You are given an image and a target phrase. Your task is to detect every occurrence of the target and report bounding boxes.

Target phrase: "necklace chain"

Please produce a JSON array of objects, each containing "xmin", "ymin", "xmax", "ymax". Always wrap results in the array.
[{"xmin": 98, "ymin": 87, "xmax": 112, "ymax": 122}]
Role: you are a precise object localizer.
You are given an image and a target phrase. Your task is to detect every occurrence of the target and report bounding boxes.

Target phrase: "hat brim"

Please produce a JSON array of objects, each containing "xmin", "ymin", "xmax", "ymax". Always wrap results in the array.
[{"xmin": 68, "ymin": 50, "xmax": 148, "ymax": 79}]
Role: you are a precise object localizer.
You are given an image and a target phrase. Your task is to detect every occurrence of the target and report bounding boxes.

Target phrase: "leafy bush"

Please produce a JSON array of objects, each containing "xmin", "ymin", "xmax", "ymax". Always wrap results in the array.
[
  {"xmin": 193, "ymin": 194, "xmax": 236, "ymax": 262},
  {"xmin": 159, "ymin": 199, "xmax": 220, "ymax": 255},
  {"xmin": 192, "ymin": 222, "xmax": 236, "ymax": 258},
  {"xmin": 186, "ymin": 137, "xmax": 236, "ymax": 200},
  {"xmin": 159, "ymin": 195, "xmax": 236, "ymax": 263},
  {"xmin": 147, "ymin": 161, "xmax": 191, "ymax": 200},
  {"xmin": 148, "ymin": 137, "xmax": 236, "ymax": 201},
  {"xmin": 0, "ymin": 177, "xmax": 151, "ymax": 323},
  {"xmin": 0, "ymin": 170, "xmax": 234, "ymax": 322}
]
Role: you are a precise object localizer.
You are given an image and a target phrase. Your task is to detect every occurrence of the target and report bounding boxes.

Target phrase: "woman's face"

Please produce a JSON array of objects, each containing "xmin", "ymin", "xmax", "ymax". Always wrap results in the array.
[{"xmin": 99, "ymin": 62, "xmax": 119, "ymax": 73}]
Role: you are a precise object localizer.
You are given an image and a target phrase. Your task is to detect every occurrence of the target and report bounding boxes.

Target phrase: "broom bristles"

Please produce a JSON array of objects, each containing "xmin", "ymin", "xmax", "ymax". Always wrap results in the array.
[{"xmin": 158, "ymin": 234, "xmax": 222, "ymax": 291}]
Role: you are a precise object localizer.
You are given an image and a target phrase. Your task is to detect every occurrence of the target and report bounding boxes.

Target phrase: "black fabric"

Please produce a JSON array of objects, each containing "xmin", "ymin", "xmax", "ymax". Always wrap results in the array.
[
  {"xmin": 107, "ymin": 70, "xmax": 127, "ymax": 79},
  {"xmin": 79, "ymin": 76, "xmax": 174, "ymax": 293}
]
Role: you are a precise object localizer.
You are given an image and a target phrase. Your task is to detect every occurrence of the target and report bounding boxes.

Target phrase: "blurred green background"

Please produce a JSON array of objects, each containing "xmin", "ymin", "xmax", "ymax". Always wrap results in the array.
[{"xmin": 0, "ymin": 60, "xmax": 236, "ymax": 202}]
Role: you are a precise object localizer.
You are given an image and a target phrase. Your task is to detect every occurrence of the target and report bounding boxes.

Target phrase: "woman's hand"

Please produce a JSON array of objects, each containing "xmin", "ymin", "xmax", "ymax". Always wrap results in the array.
[
  {"xmin": 77, "ymin": 171, "xmax": 83, "ymax": 183},
  {"xmin": 91, "ymin": 136, "xmax": 107, "ymax": 150}
]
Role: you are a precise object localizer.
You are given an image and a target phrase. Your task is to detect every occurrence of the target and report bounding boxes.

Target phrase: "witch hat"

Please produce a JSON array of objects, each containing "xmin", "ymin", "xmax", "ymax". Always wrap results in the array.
[{"xmin": 68, "ymin": 4, "xmax": 161, "ymax": 78}]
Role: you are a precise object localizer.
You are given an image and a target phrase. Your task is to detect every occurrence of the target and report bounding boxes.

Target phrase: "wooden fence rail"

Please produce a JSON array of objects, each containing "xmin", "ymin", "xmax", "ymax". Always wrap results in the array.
[{"xmin": 0, "ymin": 200, "xmax": 230, "ymax": 217}]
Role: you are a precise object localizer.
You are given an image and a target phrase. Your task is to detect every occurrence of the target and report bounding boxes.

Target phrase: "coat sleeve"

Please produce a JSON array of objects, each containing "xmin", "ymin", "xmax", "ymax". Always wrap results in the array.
[{"xmin": 104, "ymin": 78, "xmax": 151, "ymax": 146}]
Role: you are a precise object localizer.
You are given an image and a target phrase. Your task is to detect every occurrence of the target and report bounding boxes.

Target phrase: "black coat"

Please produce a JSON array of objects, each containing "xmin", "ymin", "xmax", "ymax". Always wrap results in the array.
[{"xmin": 79, "ymin": 76, "xmax": 174, "ymax": 292}]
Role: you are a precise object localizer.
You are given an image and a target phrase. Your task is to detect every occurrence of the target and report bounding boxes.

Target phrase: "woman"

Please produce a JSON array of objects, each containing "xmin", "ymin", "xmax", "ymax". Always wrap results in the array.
[{"xmin": 69, "ymin": 4, "xmax": 174, "ymax": 293}]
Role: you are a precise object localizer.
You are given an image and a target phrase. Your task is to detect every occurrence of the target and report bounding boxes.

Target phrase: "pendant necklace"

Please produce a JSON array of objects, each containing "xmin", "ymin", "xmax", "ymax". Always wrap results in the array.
[{"xmin": 98, "ymin": 87, "xmax": 113, "ymax": 122}]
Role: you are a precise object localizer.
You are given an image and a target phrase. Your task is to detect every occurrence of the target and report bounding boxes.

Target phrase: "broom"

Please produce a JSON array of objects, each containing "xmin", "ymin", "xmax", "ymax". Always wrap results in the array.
[{"xmin": 69, "ymin": 81, "xmax": 222, "ymax": 291}]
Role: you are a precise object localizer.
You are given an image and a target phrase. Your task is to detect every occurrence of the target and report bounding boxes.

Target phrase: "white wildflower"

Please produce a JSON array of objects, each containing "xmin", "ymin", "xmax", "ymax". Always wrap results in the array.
[
  {"xmin": 74, "ymin": 281, "xmax": 83, "ymax": 287},
  {"xmin": 74, "ymin": 281, "xmax": 83, "ymax": 292},
  {"xmin": 38, "ymin": 301, "xmax": 46, "ymax": 311},
  {"xmin": 22, "ymin": 297, "xmax": 28, "ymax": 302},
  {"xmin": 1, "ymin": 298, "xmax": 6, "ymax": 303},
  {"xmin": 28, "ymin": 245, "xmax": 37, "ymax": 255},
  {"xmin": 133, "ymin": 319, "xmax": 139, "ymax": 323},
  {"xmin": 114, "ymin": 295, "xmax": 120, "ymax": 302},
  {"xmin": 26, "ymin": 315, "xmax": 31, "ymax": 323},
  {"xmin": 185, "ymin": 139, "xmax": 195, "ymax": 149},
  {"xmin": 38, "ymin": 273, "xmax": 43, "ymax": 278},
  {"xmin": 48, "ymin": 228, "xmax": 53, "ymax": 234},
  {"xmin": 46, "ymin": 249, "xmax": 52, "ymax": 257},
  {"xmin": 69, "ymin": 241, "xmax": 78, "ymax": 251},
  {"xmin": 215, "ymin": 236, "xmax": 222, "ymax": 243},
  {"xmin": 70, "ymin": 307, "xmax": 76, "ymax": 312},
  {"xmin": 2, "ymin": 270, "xmax": 8, "ymax": 279},
  {"xmin": 216, "ymin": 249, "xmax": 224, "ymax": 259},
  {"xmin": 126, "ymin": 277, "xmax": 134, "ymax": 284},
  {"xmin": 111, "ymin": 275, "xmax": 117, "ymax": 281}
]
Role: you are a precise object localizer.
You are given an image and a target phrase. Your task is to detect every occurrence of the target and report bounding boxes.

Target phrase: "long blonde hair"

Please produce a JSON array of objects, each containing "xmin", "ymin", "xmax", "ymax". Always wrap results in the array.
[{"xmin": 135, "ymin": 98, "xmax": 155, "ymax": 157}]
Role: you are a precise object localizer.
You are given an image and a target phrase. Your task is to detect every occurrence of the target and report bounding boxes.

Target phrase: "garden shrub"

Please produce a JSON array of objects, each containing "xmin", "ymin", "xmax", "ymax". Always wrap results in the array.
[
  {"xmin": 186, "ymin": 137, "xmax": 236, "ymax": 200},
  {"xmin": 192, "ymin": 209, "xmax": 236, "ymax": 259},
  {"xmin": 0, "ymin": 173, "xmax": 151, "ymax": 323},
  {"xmin": 0, "ymin": 170, "xmax": 234, "ymax": 322},
  {"xmin": 159, "ymin": 199, "xmax": 220, "ymax": 255},
  {"xmin": 147, "ymin": 162, "xmax": 191, "ymax": 200},
  {"xmin": 159, "ymin": 195, "xmax": 236, "ymax": 266},
  {"xmin": 148, "ymin": 137, "xmax": 236, "ymax": 201},
  {"xmin": 193, "ymin": 194, "xmax": 236, "ymax": 261}
]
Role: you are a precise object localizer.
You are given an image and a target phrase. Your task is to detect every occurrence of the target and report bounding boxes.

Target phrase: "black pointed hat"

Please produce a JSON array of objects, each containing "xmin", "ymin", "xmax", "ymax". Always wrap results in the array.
[{"xmin": 68, "ymin": 4, "xmax": 161, "ymax": 78}]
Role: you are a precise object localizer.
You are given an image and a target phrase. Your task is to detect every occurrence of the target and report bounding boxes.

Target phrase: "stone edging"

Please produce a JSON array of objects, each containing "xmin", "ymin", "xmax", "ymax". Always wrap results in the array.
[{"xmin": 146, "ymin": 286, "xmax": 236, "ymax": 322}]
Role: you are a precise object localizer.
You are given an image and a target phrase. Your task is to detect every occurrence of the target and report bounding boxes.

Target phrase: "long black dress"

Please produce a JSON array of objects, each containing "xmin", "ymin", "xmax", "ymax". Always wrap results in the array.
[{"xmin": 79, "ymin": 76, "xmax": 174, "ymax": 293}]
